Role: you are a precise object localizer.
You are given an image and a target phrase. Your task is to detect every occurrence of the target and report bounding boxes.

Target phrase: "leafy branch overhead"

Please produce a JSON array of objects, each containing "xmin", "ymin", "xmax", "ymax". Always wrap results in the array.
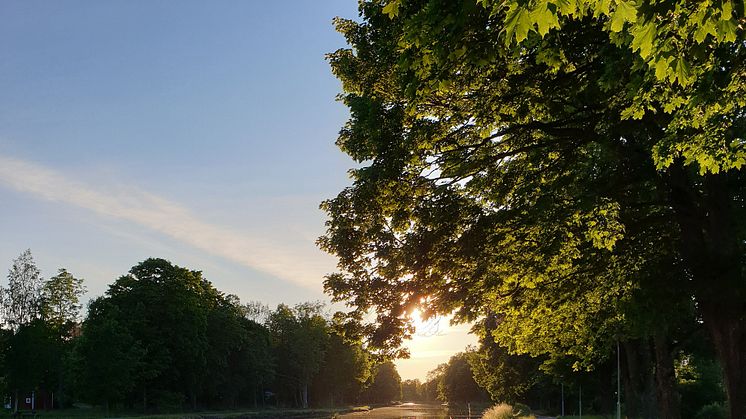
[{"xmin": 378, "ymin": 0, "xmax": 746, "ymax": 173}]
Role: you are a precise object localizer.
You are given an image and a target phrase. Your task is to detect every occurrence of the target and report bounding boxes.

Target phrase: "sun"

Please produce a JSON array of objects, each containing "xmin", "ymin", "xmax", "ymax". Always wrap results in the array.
[{"xmin": 410, "ymin": 308, "xmax": 442, "ymax": 337}]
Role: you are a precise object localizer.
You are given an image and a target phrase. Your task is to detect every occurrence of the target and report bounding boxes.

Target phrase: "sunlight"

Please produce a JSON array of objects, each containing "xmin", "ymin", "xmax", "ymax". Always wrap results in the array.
[
  {"xmin": 396, "ymin": 311, "xmax": 478, "ymax": 380},
  {"xmin": 410, "ymin": 308, "xmax": 443, "ymax": 337}
]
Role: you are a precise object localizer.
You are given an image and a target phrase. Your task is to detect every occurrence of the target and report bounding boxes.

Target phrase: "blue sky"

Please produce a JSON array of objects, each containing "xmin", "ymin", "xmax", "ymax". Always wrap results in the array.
[{"xmin": 0, "ymin": 1, "xmax": 475, "ymax": 379}]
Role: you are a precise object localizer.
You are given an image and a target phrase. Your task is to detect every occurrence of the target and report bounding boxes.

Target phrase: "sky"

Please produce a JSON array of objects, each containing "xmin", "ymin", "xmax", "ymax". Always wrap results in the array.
[{"xmin": 0, "ymin": 1, "xmax": 476, "ymax": 380}]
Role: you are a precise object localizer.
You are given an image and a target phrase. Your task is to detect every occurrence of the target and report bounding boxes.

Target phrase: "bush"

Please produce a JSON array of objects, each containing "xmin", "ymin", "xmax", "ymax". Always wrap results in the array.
[
  {"xmin": 482, "ymin": 404, "xmax": 514, "ymax": 419},
  {"xmin": 694, "ymin": 403, "xmax": 727, "ymax": 419},
  {"xmin": 482, "ymin": 403, "xmax": 536, "ymax": 419}
]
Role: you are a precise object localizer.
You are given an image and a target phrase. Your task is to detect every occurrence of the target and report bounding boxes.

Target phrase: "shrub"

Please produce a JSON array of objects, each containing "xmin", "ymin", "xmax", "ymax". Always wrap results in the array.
[
  {"xmin": 482, "ymin": 404, "xmax": 514, "ymax": 419},
  {"xmin": 482, "ymin": 403, "xmax": 536, "ymax": 419},
  {"xmin": 694, "ymin": 403, "xmax": 727, "ymax": 419}
]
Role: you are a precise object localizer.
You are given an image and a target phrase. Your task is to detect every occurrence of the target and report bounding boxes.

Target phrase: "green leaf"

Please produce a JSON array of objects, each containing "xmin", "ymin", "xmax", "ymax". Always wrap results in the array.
[
  {"xmin": 531, "ymin": 4, "xmax": 560, "ymax": 36},
  {"xmin": 504, "ymin": 4, "xmax": 532, "ymax": 44},
  {"xmin": 694, "ymin": 18, "xmax": 717, "ymax": 43},
  {"xmin": 716, "ymin": 19, "xmax": 737, "ymax": 42},
  {"xmin": 382, "ymin": 0, "xmax": 400, "ymax": 18},
  {"xmin": 554, "ymin": 0, "xmax": 577, "ymax": 16},
  {"xmin": 594, "ymin": 0, "xmax": 612, "ymax": 17},
  {"xmin": 654, "ymin": 57, "xmax": 672, "ymax": 80},
  {"xmin": 631, "ymin": 21, "xmax": 656, "ymax": 58},
  {"xmin": 663, "ymin": 95, "xmax": 687, "ymax": 113},
  {"xmin": 721, "ymin": 0, "xmax": 733, "ymax": 19},
  {"xmin": 674, "ymin": 58, "xmax": 693, "ymax": 86},
  {"xmin": 610, "ymin": 0, "xmax": 637, "ymax": 32}
]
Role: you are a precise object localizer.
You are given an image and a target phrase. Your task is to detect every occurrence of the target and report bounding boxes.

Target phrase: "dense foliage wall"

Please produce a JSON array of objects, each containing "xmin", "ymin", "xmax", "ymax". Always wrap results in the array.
[{"xmin": 0, "ymin": 253, "xmax": 379, "ymax": 412}]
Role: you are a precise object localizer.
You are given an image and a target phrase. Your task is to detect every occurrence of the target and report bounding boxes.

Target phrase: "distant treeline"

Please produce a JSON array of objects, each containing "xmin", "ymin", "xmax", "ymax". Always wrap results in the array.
[
  {"xmin": 0, "ymin": 250, "xmax": 729, "ymax": 417},
  {"xmin": 0, "ymin": 251, "xmax": 404, "ymax": 413}
]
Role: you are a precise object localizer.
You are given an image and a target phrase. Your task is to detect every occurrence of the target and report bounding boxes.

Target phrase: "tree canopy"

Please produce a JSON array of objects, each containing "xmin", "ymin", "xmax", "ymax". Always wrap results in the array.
[{"xmin": 321, "ymin": 1, "xmax": 745, "ymax": 417}]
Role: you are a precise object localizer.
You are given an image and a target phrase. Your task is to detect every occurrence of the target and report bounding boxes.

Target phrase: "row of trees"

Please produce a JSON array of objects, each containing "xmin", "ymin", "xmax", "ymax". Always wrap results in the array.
[
  {"xmin": 382, "ymin": 316, "xmax": 725, "ymax": 417},
  {"xmin": 0, "ymin": 251, "xmax": 403, "ymax": 413},
  {"xmin": 402, "ymin": 352, "xmax": 489, "ymax": 405},
  {"xmin": 0, "ymin": 246, "xmax": 725, "ymax": 417},
  {"xmin": 320, "ymin": 0, "xmax": 745, "ymax": 417},
  {"xmin": 0, "ymin": 250, "xmax": 86, "ymax": 411}
]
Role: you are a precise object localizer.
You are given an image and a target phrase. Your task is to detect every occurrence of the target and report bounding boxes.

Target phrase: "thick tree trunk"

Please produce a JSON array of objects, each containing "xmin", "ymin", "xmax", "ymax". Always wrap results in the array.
[
  {"xmin": 701, "ymin": 301, "xmax": 746, "ymax": 419},
  {"xmin": 623, "ymin": 340, "xmax": 658, "ymax": 418},
  {"xmin": 666, "ymin": 167, "xmax": 746, "ymax": 419},
  {"xmin": 653, "ymin": 333, "xmax": 680, "ymax": 419}
]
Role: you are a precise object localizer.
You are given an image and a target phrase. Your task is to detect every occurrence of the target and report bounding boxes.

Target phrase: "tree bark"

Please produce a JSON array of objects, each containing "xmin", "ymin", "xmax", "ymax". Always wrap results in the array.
[
  {"xmin": 622, "ymin": 341, "xmax": 642, "ymax": 417},
  {"xmin": 623, "ymin": 340, "xmax": 658, "ymax": 418},
  {"xmin": 653, "ymin": 333, "xmax": 681, "ymax": 419},
  {"xmin": 701, "ymin": 301, "xmax": 746, "ymax": 419},
  {"xmin": 666, "ymin": 166, "xmax": 746, "ymax": 419}
]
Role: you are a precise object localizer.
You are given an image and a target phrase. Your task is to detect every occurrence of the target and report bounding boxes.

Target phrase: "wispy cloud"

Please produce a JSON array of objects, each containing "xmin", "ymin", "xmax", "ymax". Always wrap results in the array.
[{"xmin": 0, "ymin": 154, "xmax": 331, "ymax": 289}]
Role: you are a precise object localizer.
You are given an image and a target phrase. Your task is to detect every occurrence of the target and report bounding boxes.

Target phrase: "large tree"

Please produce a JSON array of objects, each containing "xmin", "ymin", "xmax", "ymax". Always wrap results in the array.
[
  {"xmin": 203, "ymin": 295, "xmax": 274, "ymax": 408},
  {"xmin": 310, "ymin": 328, "xmax": 372, "ymax": 407},
  {"xmin": 439, "ymin": 352, "xmax": 489, "ymax": 404},
  {"xmin": 74, "ymin": 298, "xmax": 144, "ymax": 412},
  {"xmin": 268, "ymin": 303, "xmax": 329, "ymax": 408},
  {"xmin": 320, "ymin": 1, "xmax": 745, "ymax": 417},
  {"xmin": 82, "ymin": 258, "xmax": 222, "ymax": 411},
  {"xmin": 74, "ymin": 259, "xmax": 277, "ymax": 412},
  {"xmin": 3, "ymin": 250, "xmax": 44, "ymax": 329},
  {"xmin": 364, "ymin": 361, "xmax": 402, "ymax": 404},
  {"xmin": 41, "ymin": 268, "xmax": 85, "ymax": 333}
]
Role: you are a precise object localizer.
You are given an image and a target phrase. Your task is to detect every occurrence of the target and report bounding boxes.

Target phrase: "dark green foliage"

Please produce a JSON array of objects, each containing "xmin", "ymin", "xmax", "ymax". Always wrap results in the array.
[
  {"xmin": 469, "ymin": 315, "xmax": 544, "ymax": 405},
  {"xmin": 422, "ymin": 363, "xmax": 446, "ymax": 402},
  {"xmin": 0, "ymin": 253, "xmax": 85, "ymax": 411},
  {"xmin": 439, "ymin": 352, "xmax": 489, "ymax": 404},
  {"xmin": 72, "ymin": 258, "xmax": 277, "ymax": 411},
  {"xmin": 0, "ymin": 254, "xmax": 381, "ymax": 412},
  {"xmin": 363, "ymin": 361, "xmax": 401, "ymax": 404},
  {"xmin": 268, "ymin": 303, "xmax": 328, "ymax": 408},
  {"xmin": 310, "ymin": 329, "xmax": 371, "ymax": 407},
  {"xmin": 678, "ymin": 353, "xmax": 727, "ymax": 418},
  {"xmin": 0, "ymin": 329, "xmax": 11, "ymax": 398},
  {"xmin": 203, "ymin": 296, "xmax": 273, "ymax": 408},
  {"xmin": 694, "ymin": 403, "xmax": 728, "ymax": 419},
  {"xmin": 401, "ymin": 379, "xmax": 423, "ymax": 402},
  {"xmin": 5, "ymin": 320, "xmax": 57, "ymax": 397},
  {"xmin": 74, "ymin": 299, "xmax": 141, "ymax": 409}
]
